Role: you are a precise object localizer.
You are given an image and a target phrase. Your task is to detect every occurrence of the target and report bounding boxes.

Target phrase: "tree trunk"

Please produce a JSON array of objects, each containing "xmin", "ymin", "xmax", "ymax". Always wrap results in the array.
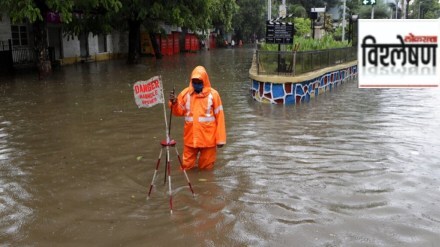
[
  {"xmin": 127, "ymin": 20, "xmax": 141, "ymax": 64},
  {"xmin": 33, "ymin": 20, "xmax": 52, "ymax": 80},
  {"xmin": 149, "ymin": 32, "xmax": 162, "ymax": 59},
  {"xmin": 33, "ymin": 0, "xmax": 51, "ymax": 79}
]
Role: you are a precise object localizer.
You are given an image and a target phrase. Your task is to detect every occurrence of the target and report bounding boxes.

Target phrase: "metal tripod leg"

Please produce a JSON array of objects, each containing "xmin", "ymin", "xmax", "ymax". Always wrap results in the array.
[
  {"xmin": 165, "ymin": 144, "xmax": 173, "ymax": 214},
  {"xmin": 174, "ymin": 145, "xmax": 195, "ymax": 197},
  {"xmin": 147, "ymin": 147, "xmax": 163, "ymax": 199},
  {"xmin": 147, "ymin": 139, "xmax": 195, "ymax": 213}
]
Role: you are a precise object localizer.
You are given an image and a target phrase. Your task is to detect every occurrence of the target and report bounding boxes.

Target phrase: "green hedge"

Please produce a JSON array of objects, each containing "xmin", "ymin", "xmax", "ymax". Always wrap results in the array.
[{"xmin": 261, "ymin": 35, "xmax": 350, "ymax": 52}]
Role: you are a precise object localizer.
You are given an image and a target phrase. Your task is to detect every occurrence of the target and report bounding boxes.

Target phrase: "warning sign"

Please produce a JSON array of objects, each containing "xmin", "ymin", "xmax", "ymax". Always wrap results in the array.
[{"xmin": 133, "ymin": 76, "xmax": 164, "ymax": 108}]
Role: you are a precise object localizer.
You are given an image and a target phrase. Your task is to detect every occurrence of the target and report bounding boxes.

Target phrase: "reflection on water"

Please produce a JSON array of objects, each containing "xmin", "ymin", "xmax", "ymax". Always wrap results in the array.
[
  {"xmin": 1, "ymin": 47, "xmax": 440, "ymax": 246},
  {"xmin": 0, "ymin": 117, "xmax": 33, "ymax": 241}
]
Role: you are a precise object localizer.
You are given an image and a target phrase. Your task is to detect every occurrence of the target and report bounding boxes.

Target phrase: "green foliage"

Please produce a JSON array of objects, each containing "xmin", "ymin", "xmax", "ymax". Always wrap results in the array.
[
  {"xmin": 297, "ymin": 35, "xmax": 350, "ymax": 51},
  {"xmin": 260, "ymin": 35, "xmax": 350, "ymax": 52},
  {"xmin": 62, "ymin": 0, "xmax": 121, "ymax": 37},
  {"xmin": 270, "ymin": 0, "xmax": 339, "ymax": 19},
  {"xmin": 323, "ymin": 13, "xmax": 333, "ymax": 33},
  {"xmin": 210, "ymin": 0, "xmax": 238, "ymax": 32},
  {"xmin": 1, "ymin": 0, "xmax": 53, "ymax": 23},
  {"xmin": 345, "ymin": 0, "xmax": 360, "ymax": 17},
  {"xmin": 0, "ymin": 0, "xmax": 121, "ymax": 25},
  {"xmin": 293, "ymin": 17, "xmax": 311, "ymax": 38},
  {"xmin": 296, "ymin": 0, "xmax": 340, "ymax": 10},
  {"xmin": 409, "ymin": 0, "xmax": 440, "ymax": 19},
  {"xmin": 0, "ymin": 0, "xmax": 239, "ymax": 65},
  {"xmin": 108, "ymin": 0, "xmax": 223, "ymax": 33},
  {"xmin": 232, "ymin": 0, "xmax": 265, "ymax": 42},
  {"xmin": 358, "ymin": 0, "xmax": 390, "ymax": 19},
  {"xmin": 0, "ymin": 0, "xmax": 236, "ymax": 35},
  {"xmin": 289, "ymin": 4, "xmax": 307, "ymax": 18},
  {"xmin": 333, "ymin": 26, "xmax": 343, "ymax": 41}
]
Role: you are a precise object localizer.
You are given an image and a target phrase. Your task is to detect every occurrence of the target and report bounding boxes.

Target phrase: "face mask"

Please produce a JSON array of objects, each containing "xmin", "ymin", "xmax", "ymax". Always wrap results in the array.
[{"xmin": 192, "ymin": 82, "xmax": 203, "ymax": 94}]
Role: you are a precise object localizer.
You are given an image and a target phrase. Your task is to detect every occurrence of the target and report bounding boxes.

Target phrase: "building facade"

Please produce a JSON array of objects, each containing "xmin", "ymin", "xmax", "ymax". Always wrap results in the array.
[
  {"xmin": 0, "ymin": 12, "xmax": 129, "ymax": 68},
  {"xmin": 0, "ymin": 12, "xmax": 214, "ymax": 70}
]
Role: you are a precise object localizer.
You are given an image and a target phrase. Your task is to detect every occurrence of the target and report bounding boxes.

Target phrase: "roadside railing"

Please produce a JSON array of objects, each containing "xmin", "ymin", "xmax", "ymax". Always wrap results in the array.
[
  {"xmin": 0, "ymin": 40, "xmax": 12, "ymax": 51},
  {"xmin": 12, "ymin": 47, "xmax": 38, "ymax": 65},
  {"xmin": 255, "ymin": 46, "xmax": 357, "ymax": 76},
  {"xmin": 1, "ymin": 41, "xmax": 54, "ymax": 69}
]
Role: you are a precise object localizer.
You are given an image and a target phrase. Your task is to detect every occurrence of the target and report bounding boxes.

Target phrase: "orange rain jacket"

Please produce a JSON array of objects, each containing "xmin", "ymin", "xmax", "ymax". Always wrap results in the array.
[{"xmin": 169, "ymin": 66, "xmax": 226, "ymax": 148}]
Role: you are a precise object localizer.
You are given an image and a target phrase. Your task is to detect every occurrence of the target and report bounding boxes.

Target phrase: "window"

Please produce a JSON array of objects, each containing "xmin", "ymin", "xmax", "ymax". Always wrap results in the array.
[
  {"xmin": 11, "ymin": 25, "xmax": 28, "ymax": 46},
  {"xmin": 98, "ymin": 34, "xmax": 107, "ymax": 53}
]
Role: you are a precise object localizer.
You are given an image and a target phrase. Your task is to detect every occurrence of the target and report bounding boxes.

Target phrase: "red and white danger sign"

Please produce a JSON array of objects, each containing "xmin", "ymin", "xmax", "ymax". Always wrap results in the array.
[{"xmin": 133, "ymin": 76, "xmax": 164, "ymax": 108}]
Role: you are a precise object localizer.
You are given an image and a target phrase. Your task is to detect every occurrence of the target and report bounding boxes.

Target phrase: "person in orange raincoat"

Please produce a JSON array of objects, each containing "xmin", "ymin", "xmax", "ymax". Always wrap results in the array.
[{"xmin": 169, "ymin": 66, "xmax": 226, "ymax": 170}]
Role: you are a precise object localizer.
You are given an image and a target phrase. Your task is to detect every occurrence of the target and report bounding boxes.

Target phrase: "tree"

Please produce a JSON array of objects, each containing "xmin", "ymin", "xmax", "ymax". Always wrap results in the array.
[
  {"xmin": 345, "ymin": 0, "xmax": 361, "ymax": 17},
  {"xmin": 358, "ymin": 0, "xmax": 390, "ymax": 19},
  {"xmin": 233, "ymin": 0, "xmax": 264, "ymax": 42},
  {"xmin": 110, "ymin": 0, "xmax": 236, "ymax": 64},
  {"xmin": 293, "ymin": 17, "xmax": 311, "ymax": 38},
  {"xmin": 1, "ymin": 0, "xmax": 239, "ymax": 67},
  {"xmin": 211, "ymin": 0, "xmax": 239, "ymax": 33},
  {"xmin": 63, "ymin": 0, "xmax": 122, "ymax": 39},
  {"xmin": 290, "ymin": 4, "xmax": 307, "ymax": 18},
  {"xmin": 409, "ymin": 0, "xmax": 440, "ymax": 18},
  {"xmin": 0, "ymin": 0, "xmax": 121, "ymax": 77}
]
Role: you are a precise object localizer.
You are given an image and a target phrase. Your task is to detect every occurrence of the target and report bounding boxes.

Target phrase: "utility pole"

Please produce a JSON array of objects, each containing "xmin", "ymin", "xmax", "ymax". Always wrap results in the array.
[
  {"xmin": 402, "ymin": 0, "xmax": 406, "ymax": 19},
  {"xmin": 268, "ymin": 0, "xmax": 271, "ymax": 20},
  {"xmin": 279, "ymin": 0, "xmax": 286, "ymax": 52},
  {"xmin": 342, "ymin": 0, "xmax": 346, "ymax": 41},
  {"xmin": 362, "ymin": 0, "xmax": 375, "ymax": 19},
  {"xmin": 405, "ymin": 0, "xmax": 410, "ymax": 19}
]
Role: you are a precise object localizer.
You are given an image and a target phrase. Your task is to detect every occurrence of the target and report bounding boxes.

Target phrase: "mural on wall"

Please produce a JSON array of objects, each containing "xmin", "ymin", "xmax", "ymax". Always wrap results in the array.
[{"xmin": 251, "ymin": 65, "xmax": 358, "ymax": 105}]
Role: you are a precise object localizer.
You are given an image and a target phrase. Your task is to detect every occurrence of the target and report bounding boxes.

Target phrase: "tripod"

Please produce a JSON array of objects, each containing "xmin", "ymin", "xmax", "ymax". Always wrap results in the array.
[{"xmin": 147, "ymin": 138, "xmax": 195, "ymax": 214}]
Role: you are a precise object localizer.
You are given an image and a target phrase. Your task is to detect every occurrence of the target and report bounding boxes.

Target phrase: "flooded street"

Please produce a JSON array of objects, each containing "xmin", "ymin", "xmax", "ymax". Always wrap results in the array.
[{"xmin": 1, "ymin": 47, "xmax": 440, "ymax": 246}]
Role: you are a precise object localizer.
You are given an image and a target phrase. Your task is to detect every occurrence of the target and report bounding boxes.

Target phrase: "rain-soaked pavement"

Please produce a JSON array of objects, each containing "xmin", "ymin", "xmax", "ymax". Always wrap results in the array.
[{"xmin": 1, "ymin": 47, "xmax": 440, "ymax": 246}]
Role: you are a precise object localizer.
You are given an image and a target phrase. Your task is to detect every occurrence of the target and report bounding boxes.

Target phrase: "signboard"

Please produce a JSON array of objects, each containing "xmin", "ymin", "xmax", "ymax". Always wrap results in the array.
[
  {"xmin": 362, "ymin": 0, "xmax": 376, "ymax": 5},
  {"xmin": 266, "ymin": 21, "xmax": 294, "ymax": 44},
  {"xmin": 311, "ymin": 7, "xmax": 326, "ymax": 13},
  {"xmin": 133, "ymin": 76, "xmax": 164, "ymax": 108},
  {"xmin": 358, "ymin": 19, "xmax": 439, "ymax": 88}
]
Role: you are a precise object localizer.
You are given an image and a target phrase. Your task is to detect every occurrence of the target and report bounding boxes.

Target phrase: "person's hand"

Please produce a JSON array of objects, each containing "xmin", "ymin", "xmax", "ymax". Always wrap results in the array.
[
  {"xmin": 217, "ymin": 144, "xmax": 224, "ymax": 148},
  {"xmin": 169, "ymin": 91, "xmax": 176, "ymax": 104}
]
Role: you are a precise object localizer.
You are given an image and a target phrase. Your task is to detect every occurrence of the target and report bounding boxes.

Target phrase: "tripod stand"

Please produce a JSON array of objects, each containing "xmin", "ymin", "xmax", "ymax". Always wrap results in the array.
[{"xmin": 147, "ymin": 138, "xmax": 195, "ymax": 214}]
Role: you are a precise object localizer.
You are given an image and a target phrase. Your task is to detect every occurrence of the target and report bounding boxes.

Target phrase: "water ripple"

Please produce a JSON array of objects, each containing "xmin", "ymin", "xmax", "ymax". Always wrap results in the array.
[{"xmin": 1, "ymin": 49, "xmax": 440, "ymax": 246}]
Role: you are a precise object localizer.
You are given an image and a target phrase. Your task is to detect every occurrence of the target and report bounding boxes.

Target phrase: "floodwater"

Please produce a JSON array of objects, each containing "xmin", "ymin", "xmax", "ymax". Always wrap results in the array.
[{"xmin": 1, "ymin": 47, "xmax": 440, "ymax": 246}]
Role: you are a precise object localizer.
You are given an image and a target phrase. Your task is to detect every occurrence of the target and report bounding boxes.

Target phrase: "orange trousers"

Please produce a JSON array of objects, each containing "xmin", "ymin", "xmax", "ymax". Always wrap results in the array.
[{"xmin": 182, "ymin": 145, "xmax": 217, "ymax": 170}]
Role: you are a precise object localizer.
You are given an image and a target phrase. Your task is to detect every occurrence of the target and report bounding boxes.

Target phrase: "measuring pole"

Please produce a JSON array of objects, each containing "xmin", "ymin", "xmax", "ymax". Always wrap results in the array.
[
  {"xmin": 159, "ymin": 77, "xmax": 173, "ymax": 214},
  {"xmin": 160, "ymin": 77, "xmax": 170, "ymax": 144},
  {"xmin": 163, "ymin": 85, "xmax": 174, "ymax": 185}
]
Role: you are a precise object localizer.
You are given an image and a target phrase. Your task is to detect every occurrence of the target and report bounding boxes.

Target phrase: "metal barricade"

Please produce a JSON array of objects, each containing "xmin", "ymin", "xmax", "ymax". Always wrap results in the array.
[{"xmin": 255, "ymin": 46, "xmax": 357, "ymax": 76}]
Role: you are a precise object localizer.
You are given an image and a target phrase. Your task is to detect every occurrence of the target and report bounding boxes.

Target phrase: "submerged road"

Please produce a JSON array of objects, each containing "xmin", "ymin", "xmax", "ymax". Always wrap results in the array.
[{"xmin": 1, "ymin": 47, "xmax": 440, "ymax": 246}]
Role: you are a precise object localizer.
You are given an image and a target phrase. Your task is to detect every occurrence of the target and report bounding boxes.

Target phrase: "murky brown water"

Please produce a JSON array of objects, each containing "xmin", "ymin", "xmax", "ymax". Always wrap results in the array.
[{"xmin": 1, "ymin": 47, "xmax": 440, "ymax": 246}]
